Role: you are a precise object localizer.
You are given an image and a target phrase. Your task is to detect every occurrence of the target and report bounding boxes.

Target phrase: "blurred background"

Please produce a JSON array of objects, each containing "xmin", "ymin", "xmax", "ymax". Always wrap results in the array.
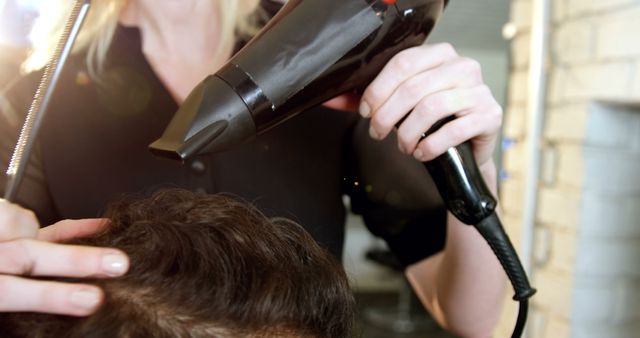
[
  {"xmin": 0, "ymin": 0, "xmax": 41, "ymax": 41},
  {"xmin": 2, "ymin": 0, "xmax": 639, "ymax": 337},
  {"xmin": 0, "ymin": 0, "xmax": 40, "ymax": 88},
  {"xmin": 497, "ymin": 1, "xmax": 640, "ymax": 337}
]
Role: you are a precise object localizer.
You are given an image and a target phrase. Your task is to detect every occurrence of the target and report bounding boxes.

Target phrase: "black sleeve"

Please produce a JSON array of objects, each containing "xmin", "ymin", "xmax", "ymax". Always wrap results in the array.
[
  {"xmin": 344, "ymin": 118, "xmax": 447, "ymax": 268},
  {"xmin": 0, "ymin": 73, "xmax": 61, "ymax": 225}
]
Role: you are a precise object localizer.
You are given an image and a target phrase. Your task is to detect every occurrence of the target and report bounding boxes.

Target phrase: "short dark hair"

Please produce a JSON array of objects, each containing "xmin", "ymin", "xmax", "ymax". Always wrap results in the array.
[{"xmin": 1, "ymin": 189, "xmax": 355, "ymax": 337}]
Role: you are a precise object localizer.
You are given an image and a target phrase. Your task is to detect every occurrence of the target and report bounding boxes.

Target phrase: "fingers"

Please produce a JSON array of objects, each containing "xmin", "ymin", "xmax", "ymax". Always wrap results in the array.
[
  {"xmin": 0, "ymin": 199, "xmax": 39, "ymax": 241},
  {"xmin": 365, "ymin": 56, "xmax": 484, "ymax": 141},
  {"xmin": 0, "ymin": 205, "xmax": 123, "ymax": 317},
  {"xmin": 395, "ymin": 85, "xmax": 494, "ymax": 154},
  {"xmin": 359, "ymin": 42, "xmax": 503, "ymax": 164},
  {"xmin": 360, "ymin": 43, "xmax": 459, "ymax": 117},
  {"xmin": 412, "ymin": 110, "xmax": 501, "ymax": 163},
  {"xmin": 0, "ymin": 239, "xmax": 129, "ymax": 278},
  {"xmin": 38, "ymin": 218, "xmax": 109, "ymax": 243},
  {"xmin": 0, "ymin": 275, "xmax": 103, "ymax": 316},
  {"xmin": 322, "ymin": 92, "xmax": 361, "ymax": 112}
]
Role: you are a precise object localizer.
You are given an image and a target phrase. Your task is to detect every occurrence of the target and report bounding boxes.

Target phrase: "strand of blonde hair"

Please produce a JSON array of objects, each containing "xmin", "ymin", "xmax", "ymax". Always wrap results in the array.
[{"xmin": 24, "ymin": 0, "xmax": 260, "ymax": 78}]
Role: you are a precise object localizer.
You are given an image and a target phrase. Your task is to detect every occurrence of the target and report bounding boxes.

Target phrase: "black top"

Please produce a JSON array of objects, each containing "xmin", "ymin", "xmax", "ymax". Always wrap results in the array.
[{"xmin": 0, "ymin": 14, "xmax": 446, "ymax": 266}]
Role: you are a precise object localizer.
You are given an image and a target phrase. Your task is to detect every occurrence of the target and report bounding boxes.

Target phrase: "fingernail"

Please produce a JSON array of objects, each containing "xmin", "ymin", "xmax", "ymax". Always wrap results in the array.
[
  {"xmin": 369, "ymin": 126, "xmax": 380, "ymax": 140},
  {"xmin": 102, "ymin": 253, "xmax": 129, "ymax": 276},
  {"xmin": 70, "ymin": 289, "xmax": 101, "ymax": 310},
  {"xmin": 413, "ymin": 149, "xmax": 424, "ymax": 161},
  {"xmin": 359, "ymin": 101, "xmax": 371, "ymax": 118}
]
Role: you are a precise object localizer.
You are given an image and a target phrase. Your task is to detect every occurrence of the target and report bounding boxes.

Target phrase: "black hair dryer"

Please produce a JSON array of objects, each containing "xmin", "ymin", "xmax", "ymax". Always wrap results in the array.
[
  {"xmin": 150, "ymin": 1, "xmax": 535, "ymax": 336},
  {"xmin": 150, "ymin": 0, "xmax": 444, "ymax": 158}
]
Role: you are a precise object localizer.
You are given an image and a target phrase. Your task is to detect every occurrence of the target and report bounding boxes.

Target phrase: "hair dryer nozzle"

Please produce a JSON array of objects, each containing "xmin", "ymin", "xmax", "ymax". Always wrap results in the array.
[{"xmin": 149, "ymin": 76, "xmax": 257, "ymax": 161}]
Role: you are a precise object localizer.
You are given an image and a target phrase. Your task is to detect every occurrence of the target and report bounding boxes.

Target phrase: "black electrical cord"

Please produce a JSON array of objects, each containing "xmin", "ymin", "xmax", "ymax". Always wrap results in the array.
[
  {"xmin": 419, "ymin": 116, "xmax": 536, "ymax": 338},
  {"xmin": 512, "ymin": 299, "xmax": 529, "ymax": 338},
  {"xmin": 475, "ymin": 212, "xmax": 536, "ymax": 338}
]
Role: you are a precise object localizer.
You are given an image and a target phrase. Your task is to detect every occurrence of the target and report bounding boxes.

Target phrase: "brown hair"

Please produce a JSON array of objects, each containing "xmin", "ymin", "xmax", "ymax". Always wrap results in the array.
[{"xmin": 0, "ymin": 189, "xmax": 355, "ymax": 337}]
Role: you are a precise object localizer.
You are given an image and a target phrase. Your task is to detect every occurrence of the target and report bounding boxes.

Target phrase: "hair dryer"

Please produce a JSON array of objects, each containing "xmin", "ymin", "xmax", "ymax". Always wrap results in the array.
[
  {"xmin": 150, "ymin": 1, "xmax": 535, "ymax": 337},
  {"xmin": 149, "ymin": 0, "xmax": 444, "ymax": 158}
]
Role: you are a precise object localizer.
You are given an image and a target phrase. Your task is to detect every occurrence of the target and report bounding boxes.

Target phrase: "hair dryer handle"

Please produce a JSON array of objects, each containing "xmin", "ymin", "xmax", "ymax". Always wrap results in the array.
[{"xmin": 421, "ymin": 118, "xmax": 497, "ymax": 225}]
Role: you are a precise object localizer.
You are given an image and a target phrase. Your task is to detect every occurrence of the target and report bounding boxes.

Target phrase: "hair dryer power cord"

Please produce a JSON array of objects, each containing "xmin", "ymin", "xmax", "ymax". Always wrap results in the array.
[{"xmin": 475, "ymin": 212, "xmax": 536, "ymax": 338}]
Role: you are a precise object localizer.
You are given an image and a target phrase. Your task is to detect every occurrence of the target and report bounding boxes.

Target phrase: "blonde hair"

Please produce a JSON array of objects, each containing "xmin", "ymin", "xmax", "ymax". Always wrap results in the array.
[{"xmin": 24, "ymin": 0, "xmax": 260, "ymax": 77}]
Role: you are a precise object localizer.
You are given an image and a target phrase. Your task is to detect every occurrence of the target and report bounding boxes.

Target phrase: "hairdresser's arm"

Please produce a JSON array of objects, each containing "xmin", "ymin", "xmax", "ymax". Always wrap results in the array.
[
  {"xmin": 0, "ymin": 200, "xmax": 129, "ymax": 316},
  {"xmin": 353, "ymin": 43, "xmax": 505, "ymax": 338},
  {"xmin": 405, "ymin": 164, "xmax": 505, "ymax": 338}
]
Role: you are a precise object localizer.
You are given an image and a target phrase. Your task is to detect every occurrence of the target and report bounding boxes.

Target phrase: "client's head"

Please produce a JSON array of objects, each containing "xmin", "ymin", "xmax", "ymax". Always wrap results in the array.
[{"xmin": 2, "ymin": 189, "xmax": 355, "ymax": 338}]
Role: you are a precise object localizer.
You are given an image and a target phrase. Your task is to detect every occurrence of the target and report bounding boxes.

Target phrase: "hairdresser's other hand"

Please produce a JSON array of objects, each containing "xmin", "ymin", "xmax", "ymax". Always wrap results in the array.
[
  {"xmin": 328, "ymin": 43, "xmax": 502, "ymax": 168},
  {"xmin": 0, "ymin": 199, "xmax": 129, "ymax": 316}
]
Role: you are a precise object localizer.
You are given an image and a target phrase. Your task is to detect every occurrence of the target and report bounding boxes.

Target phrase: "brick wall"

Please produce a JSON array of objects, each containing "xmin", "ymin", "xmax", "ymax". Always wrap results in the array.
[{"xmin": 499, "ymin": 0, "xmax": 640, "ymax": 337}]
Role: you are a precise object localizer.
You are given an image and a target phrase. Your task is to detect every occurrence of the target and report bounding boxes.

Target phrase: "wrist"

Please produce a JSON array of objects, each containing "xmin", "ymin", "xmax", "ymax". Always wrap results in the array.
[{"xmin": 478, "ymin": 160, "xmax": 498, "ymax": 195}]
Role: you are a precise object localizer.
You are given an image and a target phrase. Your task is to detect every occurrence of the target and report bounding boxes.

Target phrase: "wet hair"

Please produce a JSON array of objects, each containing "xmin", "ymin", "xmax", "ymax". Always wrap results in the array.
[{"xmin": 0, "ymin": 189, "xmax": 355, "ymax": 338}]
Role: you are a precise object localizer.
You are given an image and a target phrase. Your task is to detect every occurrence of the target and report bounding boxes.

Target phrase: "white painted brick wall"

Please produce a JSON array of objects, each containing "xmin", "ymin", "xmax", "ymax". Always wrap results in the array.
[
  {"xmin": 565, "ymin": 0, "xmax": 638, "ymax": 18},
  {"xmin": 548, "ymin": 63, "xmax": 635, "ymax": 105},
  {"xmin": 501, "ymin": 212, "xmax": 525, "ymax": 252},
  {"xmin": 586, "ymin": 102, "xmax": 640, "ymax": 148},
  {"xmin": 572, "ymin": 102, "xmax": 640, "ymax": 338},
  {"xmin": 537, "ymin": 186, "xmax": 580, "ymax": 230},
  {"xmin": 571, "ymin": 322, "xmax": 640, "ymax": 338},
  {"xmin": 560, "ymin": 62, "xmax": 635, "ymax": 102},
  {"xmin": 553, "ymin": 0, "xmax": 569, "ymax": 23},
  {"xmin": 571, "ymin": 274, "xmax": 640, "ymax": 338},
  {"xmin": 510, "ymin": 0, "xmax": 532, "ymax": 28},
  {"xmin": 505, "ymin": 1, "xmax": 640, "ymax": 337},
  {"xmin": 547, "ymin": 228, "xmax": 576, "ymax": 273},
  {"xmin": 540, "ymin": 143, "xmax": 559, "ymax": 186},
  {"xmin": 547, "ymin": 67, "xmax": 565, "ymax": 105},
  {"xmin": 503, "ymin": 139, "xmax": 527, "ymax": 178},
  {"xmin": 583, "ymin": 146, "xmax": 640, "ymax": 194},
  {"xmin": 632, "ymin": 62, "xmax": 640, "ymax": 99},
  {"xmin": 501, "ymin": 178, "xmax": 526, "ymax": 215},
  {"xmin": 581, "ymin": 191, "xmax": 640, "ymax": 239},
  {"xmin": 553, "ymin": 19, "xmax": 596, "ymax": 65},
  {"xmin": 553, "ymin": 143, "xmax": 583, "ymax": 189},
  {"xmin": 545, "ymin": 102, "xmax": 640, "ymax": 146},
  {"xmin": 595, "ymin": 5, "xmax": 640, "ymax": 61},
  {"xmin": 533, "ymin": 268, "xmax": 573, "ymax": 318},
  {"xmin": 504, "ymin": 104, "xmax": 527, "ymax": 138},
  {"xmin": 544, "ymin": 316, "xmax": 570, "ymax": 338},
  {"xmin": 526, "ymin": 307, "xmax": 547, "ymax": 338},
  {"xmin": 511, "ymin": 32, "xmax": 530, "ymax": 69},
  {"xmin": 617, "ymin": 278, "xmax": 640, "ymax": 323},
  {"xmin": 509, "ymin": 69, "xmax": 530, "ymax": 104},
  {"xmin": 544, "ymin": 103, "xmax": 589, "ymax": 142},
  {"xmin": 575, "ymin": 237, "xmax": 640, "ymax": 278},
  {"xmin": 572, "ymin": 277, "xmax": 619, "ymax": 323}
]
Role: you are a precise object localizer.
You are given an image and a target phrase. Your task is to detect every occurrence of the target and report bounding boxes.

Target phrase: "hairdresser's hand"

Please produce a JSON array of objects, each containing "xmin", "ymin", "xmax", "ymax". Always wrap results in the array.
[
  {"xmin": 0, "ymin": 199, "xmax": 129, "ymax": 316},
  {"xmin": 328, "ymin": 43, "xmax": 502, "ymax": 168}
]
